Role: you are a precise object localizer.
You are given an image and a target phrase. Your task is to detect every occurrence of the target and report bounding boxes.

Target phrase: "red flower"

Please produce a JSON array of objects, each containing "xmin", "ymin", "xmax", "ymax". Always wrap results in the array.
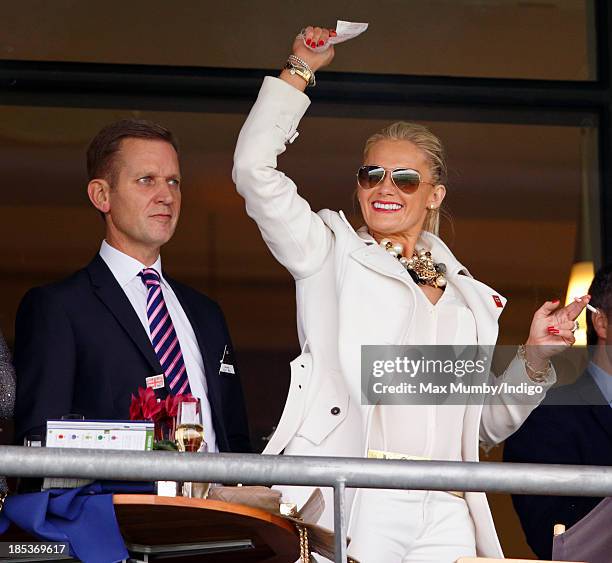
[
  {"xmin": 129, "ymin": 393, "xmax": 144, "ymax": 420},
  {"xmin": 141, "ymin": 388, "xmax": 164, "ymax": 421},
  {"xmin": 129, "ymin": 387, "xmax": 164, "ymax": 422},
  {"xmin": 164, "ymin": 394, "xmax": 179, "ymax": 419},
  {"xmin": 130, "ymin": 386, "xmax": 198, "ymax": 433}
]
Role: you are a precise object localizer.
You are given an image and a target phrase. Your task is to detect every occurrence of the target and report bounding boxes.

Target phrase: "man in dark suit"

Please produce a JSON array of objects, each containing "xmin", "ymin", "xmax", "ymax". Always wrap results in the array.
[
  {"xmin": 14, "ymin": 119, "xmax": 251, "ymax": 454},
  {"xmin": 504, "ymin": 264, "xmax": 612, "ymax": 559}
]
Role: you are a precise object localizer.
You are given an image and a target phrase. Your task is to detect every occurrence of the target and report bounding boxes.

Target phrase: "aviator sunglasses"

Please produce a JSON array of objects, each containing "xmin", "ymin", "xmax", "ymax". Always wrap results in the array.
[{"xmin": 357, "ymin": 165, "xmax": 436, "ymax": 193}]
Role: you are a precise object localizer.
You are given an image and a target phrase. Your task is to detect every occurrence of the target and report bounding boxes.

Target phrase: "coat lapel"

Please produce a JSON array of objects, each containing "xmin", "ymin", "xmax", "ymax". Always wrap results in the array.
[
  {"xmin": 419, "ymin": 231, "xmax": 505, "ymax": 346},
  {"xmin": 451, "ymin": 276, "xmax": 504, "ymax": 345},
  {"xmin": 349, "ymin": 227, "xmax": 505, "ymax": 346},
  {"xmin": 349, "ymin": 245, "xmax": 416, "ymax": 289},
  {"xmin": 348, "ymin": 223, "xmax": 416, "ymax": 288},
  {"xmin": 87, "ymin": 255, "xmax": 163, "ymax": 375}
]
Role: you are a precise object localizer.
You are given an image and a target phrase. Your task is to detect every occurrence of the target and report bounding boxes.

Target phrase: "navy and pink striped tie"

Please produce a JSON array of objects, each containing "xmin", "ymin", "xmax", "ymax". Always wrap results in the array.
[{"xmin": 140, "ymin": 268, "xmax": 191, "ymax": 395}]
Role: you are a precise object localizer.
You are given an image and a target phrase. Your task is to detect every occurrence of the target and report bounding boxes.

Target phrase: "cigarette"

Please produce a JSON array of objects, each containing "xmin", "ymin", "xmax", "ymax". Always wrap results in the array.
[{"xmin": 573, "ymin": 297, "xmax": 598, "ymax": 314}]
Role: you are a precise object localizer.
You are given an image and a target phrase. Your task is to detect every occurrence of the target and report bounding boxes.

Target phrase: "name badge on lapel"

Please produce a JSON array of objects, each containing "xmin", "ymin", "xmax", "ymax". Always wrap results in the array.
[
  {"xmin": 146, "ymin": 374, "xmax": 165, "ymax": 389},
  {"xmin": 219, "ymin": 345, "xmax": 236, "ymax": 375}
]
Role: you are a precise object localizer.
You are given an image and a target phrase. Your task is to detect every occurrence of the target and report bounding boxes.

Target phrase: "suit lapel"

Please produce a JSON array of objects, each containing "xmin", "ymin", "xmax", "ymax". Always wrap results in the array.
[{"xmin": 87, "ymin": 255, "xmax": 163, "ymax": 375}]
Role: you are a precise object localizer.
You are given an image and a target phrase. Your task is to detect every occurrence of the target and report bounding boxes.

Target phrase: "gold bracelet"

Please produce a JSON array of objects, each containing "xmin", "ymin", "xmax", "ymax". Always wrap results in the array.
[
  {"xmin": 517, "ymin": 344, "xmax": 552, "ymax": 383},
  {"xmin": 285, "ymin": 55, "xmax": 316, "ymax": 87}
]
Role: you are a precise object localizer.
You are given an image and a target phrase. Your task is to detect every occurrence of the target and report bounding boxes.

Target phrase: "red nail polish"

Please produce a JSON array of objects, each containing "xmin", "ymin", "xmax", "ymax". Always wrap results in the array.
[
  {"xmin": 306, "ymin": 39, "xmax": 311, "ymax": 46},
  {"xmin": 318, "ymin": 40, "xmax": 324, "ymax": 46},
  {"xmin": 551, "ymin": 299, "xmax": 559, "ymax": 303},
  {"xmin": 330, "ymin": 30, "xmax": 337, "ymax": 36}
]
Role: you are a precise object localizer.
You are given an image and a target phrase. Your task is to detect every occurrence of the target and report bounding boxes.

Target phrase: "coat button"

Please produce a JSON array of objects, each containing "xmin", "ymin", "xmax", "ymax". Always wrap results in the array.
[{"xmin": 330, "ymin": 407, "xmax": 341, "ymax": 416}]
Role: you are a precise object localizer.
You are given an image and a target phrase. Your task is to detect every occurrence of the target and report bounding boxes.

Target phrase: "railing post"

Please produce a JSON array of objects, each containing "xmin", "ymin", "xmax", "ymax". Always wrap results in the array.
[{"xmin": 333, "ymin": 478, "xmax": 347, "ymax": 563}]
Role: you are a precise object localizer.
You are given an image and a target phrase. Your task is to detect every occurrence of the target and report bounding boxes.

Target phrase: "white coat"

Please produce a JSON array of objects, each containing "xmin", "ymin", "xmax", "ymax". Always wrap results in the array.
[{"xmin": 233, "ymin": 76, "xmax": 555, "ymax": 558}]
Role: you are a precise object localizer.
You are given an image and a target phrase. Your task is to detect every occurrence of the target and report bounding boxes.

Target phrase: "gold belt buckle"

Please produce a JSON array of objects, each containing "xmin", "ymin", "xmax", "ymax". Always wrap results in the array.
[{"xmin": 367, "ymin": 449, "xmax": 465, "ymax": 499}]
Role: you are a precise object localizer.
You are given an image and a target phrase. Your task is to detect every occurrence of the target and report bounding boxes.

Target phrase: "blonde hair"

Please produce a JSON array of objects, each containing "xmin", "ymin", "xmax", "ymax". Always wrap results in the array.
[{"xmin": 363, "ymin": 122, "xmax": 447, "ymax": 235}]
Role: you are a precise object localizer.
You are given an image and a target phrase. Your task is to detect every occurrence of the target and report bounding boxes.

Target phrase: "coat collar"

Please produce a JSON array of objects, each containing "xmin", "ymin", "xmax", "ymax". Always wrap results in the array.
[
  {"xmin": 349, "ymin": 221, "xmax": 505, "ymax": 345},
  {"xmin": 353, "ymin": 223, "xmax": 471, "ymax": 276}
]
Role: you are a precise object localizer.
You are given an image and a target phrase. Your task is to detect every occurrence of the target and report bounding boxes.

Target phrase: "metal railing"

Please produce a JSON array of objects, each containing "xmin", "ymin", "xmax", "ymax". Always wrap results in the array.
[{"xmin": 2, "ymin": 445, "xmax": 612, "ymax": 562}]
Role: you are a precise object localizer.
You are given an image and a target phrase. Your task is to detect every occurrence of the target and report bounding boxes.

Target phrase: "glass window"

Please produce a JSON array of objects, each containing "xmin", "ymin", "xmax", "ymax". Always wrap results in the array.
[
  {"xmin": 2, "ymin": 0, "xmax": 596, "ymax": 80},
  {"xmin": 0, "ymin": 105, "xmax": 599, "ymax": 347}
]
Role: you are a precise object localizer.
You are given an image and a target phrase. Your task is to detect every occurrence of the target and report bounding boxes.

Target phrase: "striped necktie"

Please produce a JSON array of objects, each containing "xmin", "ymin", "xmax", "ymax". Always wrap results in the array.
[{"xmin": 139, "ymin": 268, "xmax": 191, "ymax": 395}]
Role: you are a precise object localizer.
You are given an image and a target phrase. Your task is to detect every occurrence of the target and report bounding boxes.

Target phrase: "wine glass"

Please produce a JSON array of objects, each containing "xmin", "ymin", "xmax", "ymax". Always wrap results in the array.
[
  {"xmin": 175, "ymin": 400, "xmax": 205, "ymax": 453},
  {"xmin": 175, "ymin": 399, "xmax": 209, "ymax": 498}
]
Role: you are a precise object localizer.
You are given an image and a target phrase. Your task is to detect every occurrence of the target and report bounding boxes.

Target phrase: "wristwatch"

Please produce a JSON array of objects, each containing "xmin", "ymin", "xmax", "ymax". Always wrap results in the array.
[{"xmin": 284, "ymin": 60, "xmax": 316, "ymax": 87}]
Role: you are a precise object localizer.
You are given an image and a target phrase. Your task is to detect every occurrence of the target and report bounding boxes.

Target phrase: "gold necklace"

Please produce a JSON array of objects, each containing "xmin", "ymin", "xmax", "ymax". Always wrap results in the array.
[{"xmin": 380, "ymin": 238, "xmax": 447, "ymax": 288}]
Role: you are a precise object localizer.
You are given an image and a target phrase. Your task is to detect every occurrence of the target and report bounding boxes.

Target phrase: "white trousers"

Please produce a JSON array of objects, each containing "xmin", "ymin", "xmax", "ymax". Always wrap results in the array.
[{"xmin": 345, "ymin": 489, "xmax": 476, "ymax": 563}]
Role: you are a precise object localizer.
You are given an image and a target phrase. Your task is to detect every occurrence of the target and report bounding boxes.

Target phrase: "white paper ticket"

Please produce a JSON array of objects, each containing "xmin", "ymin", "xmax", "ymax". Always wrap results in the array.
[
  {"xmin": 330, "ymin": 20, "xmax": 368, "ymax": 44},
  {"xmin": 303, "ymin": 20, "xmax": 368, "ymax": 51}
]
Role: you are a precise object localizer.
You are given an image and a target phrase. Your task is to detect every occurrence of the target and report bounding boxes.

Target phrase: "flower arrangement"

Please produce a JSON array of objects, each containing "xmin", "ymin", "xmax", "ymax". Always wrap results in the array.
[{"xmin": 129, "ymin": 387, "xmax": 197, "ymax": 450}]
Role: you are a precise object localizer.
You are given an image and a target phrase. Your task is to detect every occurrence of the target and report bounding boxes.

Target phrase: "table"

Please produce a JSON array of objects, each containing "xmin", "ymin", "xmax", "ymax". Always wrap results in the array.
[
  {"xmin": 115, "ymin": 494, "xmax": 300, "ymax": 562},
  {"xmin": 1, "ymin": 494, "xmax": 301, "ymax": 563}
]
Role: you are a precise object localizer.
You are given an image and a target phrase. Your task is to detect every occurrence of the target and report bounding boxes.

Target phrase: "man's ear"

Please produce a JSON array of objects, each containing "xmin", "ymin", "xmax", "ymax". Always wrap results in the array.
[
  {"xmin": 87, "ymin": 179, "xmax": 111, "ymax": 214},
  {"xmin": 593, "ymin": 310, "xmax": 609, "ymax": 341}
]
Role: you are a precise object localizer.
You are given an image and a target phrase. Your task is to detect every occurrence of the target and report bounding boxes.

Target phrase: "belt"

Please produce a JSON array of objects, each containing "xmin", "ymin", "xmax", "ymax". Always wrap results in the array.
[{"xmin": 367, "ymin": 449, "xmax": 465, "ymax": 499}]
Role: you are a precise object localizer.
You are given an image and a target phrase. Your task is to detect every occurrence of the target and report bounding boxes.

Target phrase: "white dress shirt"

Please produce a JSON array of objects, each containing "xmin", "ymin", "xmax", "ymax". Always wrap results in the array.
[
  {"xmin": 99, "ymin": 240, "xmax": 218, "ymax": 452},
  {"xmin": 370, "ymin": 280, "xmax": 476, "ymax": 462},
  {"xmin": 358, "ymin": 233, "xmax": 476, "ymax": 462}
]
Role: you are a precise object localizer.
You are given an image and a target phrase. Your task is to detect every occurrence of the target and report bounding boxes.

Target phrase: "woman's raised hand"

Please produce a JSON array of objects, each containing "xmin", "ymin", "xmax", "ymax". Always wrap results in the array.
[{"xmin": 291, "ymin": 26, "xmax": 336, "ymax": 72}]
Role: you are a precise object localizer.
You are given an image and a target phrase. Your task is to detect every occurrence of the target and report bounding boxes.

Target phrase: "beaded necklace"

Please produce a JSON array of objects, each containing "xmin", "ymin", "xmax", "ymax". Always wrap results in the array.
[{"xmin": 380, "ymin": 238, "xmax": 447, "ymax": 289}]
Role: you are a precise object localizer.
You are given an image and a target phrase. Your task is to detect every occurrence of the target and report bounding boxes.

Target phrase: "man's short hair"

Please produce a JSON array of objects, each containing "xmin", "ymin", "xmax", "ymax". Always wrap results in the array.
[
  {"xmin": 86, "ymin": 119, "xmax": 179, "ymax": 185},
  {"xmin": 587, "ymin": 263, "xmax": 612, "ymax": 345}
]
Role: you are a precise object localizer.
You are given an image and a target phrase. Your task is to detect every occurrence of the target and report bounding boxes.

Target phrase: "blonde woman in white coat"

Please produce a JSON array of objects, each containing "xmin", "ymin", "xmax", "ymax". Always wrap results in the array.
[{"xmin": 233, "ymin": 26, "xmax": 589, "ymax": 563}]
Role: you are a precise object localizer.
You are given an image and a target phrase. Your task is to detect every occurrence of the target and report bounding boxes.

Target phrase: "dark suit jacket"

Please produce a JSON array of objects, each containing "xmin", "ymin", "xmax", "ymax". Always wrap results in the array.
[
  {"xmin": 14, "ymin": 254, "xmax": 251, "ymax": 453},
  {"xmin": 503, "ymin": 367, "xmax": 612, "ymax": 559}
]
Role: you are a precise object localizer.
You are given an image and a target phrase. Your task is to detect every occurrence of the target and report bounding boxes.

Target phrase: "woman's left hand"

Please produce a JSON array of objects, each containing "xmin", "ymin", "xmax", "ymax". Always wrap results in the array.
[{"xmin": 525, "ymin": 294, "xmax": 590, "ymax": 361}]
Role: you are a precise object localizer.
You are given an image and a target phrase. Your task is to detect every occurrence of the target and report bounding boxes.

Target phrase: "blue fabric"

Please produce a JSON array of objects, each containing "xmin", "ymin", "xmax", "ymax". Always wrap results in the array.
[{"xmin": 0, "ymin": 481, "xmax": 154, "ymax": 563}]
